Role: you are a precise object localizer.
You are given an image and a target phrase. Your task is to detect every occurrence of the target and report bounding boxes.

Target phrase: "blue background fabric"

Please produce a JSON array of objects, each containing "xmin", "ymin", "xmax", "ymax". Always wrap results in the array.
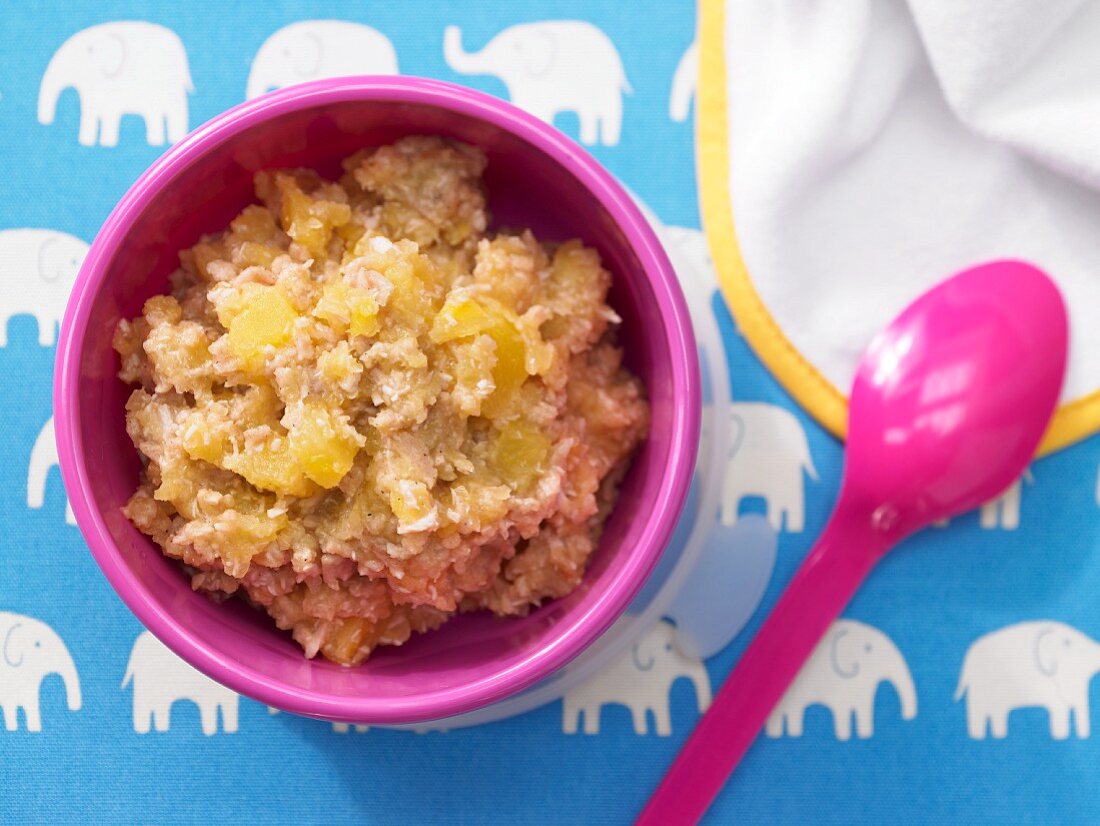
[{"xmin": 3, "ymin": 1, "xmax": 1100, "ymax": 823}]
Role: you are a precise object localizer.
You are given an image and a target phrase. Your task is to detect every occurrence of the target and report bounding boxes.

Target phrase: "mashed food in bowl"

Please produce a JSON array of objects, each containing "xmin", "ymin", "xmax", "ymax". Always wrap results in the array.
[{"xmin": 113, "ymin": 136, "xmax": 649, "ymax": 665}]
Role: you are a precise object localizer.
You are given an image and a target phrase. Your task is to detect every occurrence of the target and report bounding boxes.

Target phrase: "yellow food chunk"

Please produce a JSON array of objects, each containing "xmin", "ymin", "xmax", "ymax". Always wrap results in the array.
[
  {"xmin": 389, "ymin": 479, "xmax": 436, "ymax": 527},
  {"xmin": 361, "ymin": 239, "xmax": 443, "ymax": 327},
  {"xmin": 517, "ymin": 312, "xmax": 556, "ymax": 376},
  {"xmin": 317, "ymin": 341, "xmax": 362, "ymax": 388},
  {"xmin": 230, "ymin": 205, "xmax": 284, "ymax": 245},
  {"xmin": 313, "ymin": 282, "xmax": 379, "ymax": 338},
  {"xmin": 145, "ymin": 325, "xmax": 210, "ymax": 393},
  {"xmin": 218, "ymin": 509, "xmax": 286, "ymax": 548},
  {"xmin": 212, "ymin": 282, "xmax": 264, "ymax": 327},
  {"xmin": 277, "ymin": 174, "xmax": 351, "ymax": 260},
  {"xmin": 336, "ymin": 220, "xmax": 368, "ymax": 250},
  {"xmin": 190, "ymin": 242, "xmax": 226, "ymax": 280},
  {"xmin": 181, "ymin": 411, "xmax": 225, "ymax": 464},
  {"xmin": 288, "ymin": 402, "xmax": 364, "ymax": 488},
  {"xmin": 226, "ymin": 286, "xmax": 299, "ymax": 372},
  {"xmin": 223, "ymin": 436, "xmax": 315, "ymax": 497},
  {"xmin": 228, "ymin": 206, "xmax": 285, "ymax": 269},
  {"xmin": 349, "ymin": 293, "xmax": 380, "ymax": 337},
  {"xmin": 482, "ymin": 321, "xmax": 528, "ymax": 418},
  {"xmin": 232, "ymin": 241, "xmax": 279, "ymax": 270},
  {"xmin": 541, "ymin": 241, "xmax": 612, "ymax": 347},
  {"xmin": 491, "ymin": 419, "xmax": 550, "ymax": 490},
  {"xmin": 431, "ymin": 294, "xmax": 538, "ymax": 417},
  {"xmin": 430, "ymin": 294, "xmax": 495, "ymax": 343},
  {"xmin": 442, "ymin": 481, "xmax": 512, "ymax": 532},
  {"xmin": 322, "ymin": 618, "xmax": 372, "ymax": 664},
  {"xmin": 152, "ymin": 458, "xmax": 207, "ymax": 516}
]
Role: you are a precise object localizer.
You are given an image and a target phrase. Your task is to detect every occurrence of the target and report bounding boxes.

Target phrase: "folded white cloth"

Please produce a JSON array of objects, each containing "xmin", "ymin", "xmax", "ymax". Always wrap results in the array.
[{"xmin": 723, "ymin": 0, "xmax": 1100, "ymax": 405}]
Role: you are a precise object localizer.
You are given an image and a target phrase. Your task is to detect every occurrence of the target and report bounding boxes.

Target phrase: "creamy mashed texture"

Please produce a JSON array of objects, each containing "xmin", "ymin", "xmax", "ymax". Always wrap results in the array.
[{"xmin": 114, "ymin": 136, "xmax": 648, "ymax": 665}]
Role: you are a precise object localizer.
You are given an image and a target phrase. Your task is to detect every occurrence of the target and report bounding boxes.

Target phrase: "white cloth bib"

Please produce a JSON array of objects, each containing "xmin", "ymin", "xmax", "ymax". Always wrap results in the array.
[{"xmin": 699, "ymin": 0, "xmax": 1100, "ymax": 452}]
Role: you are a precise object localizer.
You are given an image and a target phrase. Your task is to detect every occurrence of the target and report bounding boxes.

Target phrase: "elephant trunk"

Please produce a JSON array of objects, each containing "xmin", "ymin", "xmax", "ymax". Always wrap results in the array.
[
  {"xmin": 894, "ymin": 664, "xmax": 917, "ymax": 720},
  {"xmin": 443, "ymin": 26, "xmax": 488, "ymax": 75},
  {"xmin": 37, "ymin": 59, "xmax": 65, "ymax": 125},
  {"xmin": 59, "ymin": 654, "xmax": 81, "ymax": 711}
]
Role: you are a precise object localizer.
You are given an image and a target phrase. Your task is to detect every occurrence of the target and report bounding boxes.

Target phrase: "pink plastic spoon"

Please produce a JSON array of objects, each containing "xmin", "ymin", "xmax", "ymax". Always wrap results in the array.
[{"xmin": 639, "ymin": 260, "xmax": 1068, "ymax": 825}]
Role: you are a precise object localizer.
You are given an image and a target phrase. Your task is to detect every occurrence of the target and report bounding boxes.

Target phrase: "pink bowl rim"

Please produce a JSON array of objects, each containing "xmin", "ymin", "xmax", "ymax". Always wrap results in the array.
[{"xmin": 54, "ymin": 76, "xmax": 701, "ymax": 724}]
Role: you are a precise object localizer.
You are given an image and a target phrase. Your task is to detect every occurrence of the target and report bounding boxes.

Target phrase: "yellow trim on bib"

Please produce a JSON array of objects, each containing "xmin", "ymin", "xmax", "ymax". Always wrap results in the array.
[{"xmin": 698, "ymin": 0, "xmax": 1096, "ymax": 456}]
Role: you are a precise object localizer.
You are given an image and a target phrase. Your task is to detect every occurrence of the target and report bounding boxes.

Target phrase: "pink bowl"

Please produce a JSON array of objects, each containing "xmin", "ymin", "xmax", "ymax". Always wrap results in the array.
[{"xmin": 54, "ymin": 77, "xmax": 700, "ymax": 725}]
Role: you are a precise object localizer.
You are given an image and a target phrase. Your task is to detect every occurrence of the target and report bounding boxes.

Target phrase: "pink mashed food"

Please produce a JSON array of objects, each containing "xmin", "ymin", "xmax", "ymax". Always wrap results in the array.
[{"xmin": 114, "ymin": 136, "xmax": 649, "ymax": 665}]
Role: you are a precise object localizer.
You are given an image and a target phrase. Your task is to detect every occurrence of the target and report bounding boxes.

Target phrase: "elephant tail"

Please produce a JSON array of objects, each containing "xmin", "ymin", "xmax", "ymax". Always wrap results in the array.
[
  {"xmin": 954, "ymin": 655, "xmax": 971, "ymax": 702},
  {"xmin": 616, "ymin": 55, "xmax": 633, "ymax": 96},
  {"xmin": 122, "ymin": 651, "xmax": 135, "ymax": 689},
  {"xmin": 801, "ymin": 438, "xmax": 819, "ymax": 482}
]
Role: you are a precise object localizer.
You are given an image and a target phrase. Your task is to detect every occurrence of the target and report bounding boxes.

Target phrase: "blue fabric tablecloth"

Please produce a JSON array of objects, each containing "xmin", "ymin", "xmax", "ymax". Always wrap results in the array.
[{"xmin": 3, "ymin": 2, "xmax": 1100, "ymax": 823}]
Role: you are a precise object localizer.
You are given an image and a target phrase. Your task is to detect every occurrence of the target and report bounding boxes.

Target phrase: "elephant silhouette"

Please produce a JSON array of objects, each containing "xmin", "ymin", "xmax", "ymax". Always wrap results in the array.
[
  {"xmin": 977, "ymin": 471, "xmax": 1031, "ymax": 529},
  {"xmin": 123, "ymin": 632, "xmax": 238, "ymax": 735},
  {"xmin": 27, "ymin": 416, "xmax": 75, "ymax": 525},
  {"xmin": 267, "ymin": 706, "xmax": 369, "ymax": 734},
  {"xmin": 267, "ymin": 706, "xmax": 448, "ymax": 734},
  {"xmin": 766, "ymin": 619, "xmax": 917, "ymax": 741},
  {"xmin": 957, "ymin": 621, "xmax": 1100, "ymax": 740},
  {"xmin": 247, "ymin": 21, "xmax": 398, "ymax": 100},
  {"xmin": 444, "ymin": 21, "xmax": 631, "ymax": 146},
  {"xmin": 332, "ymin": 722, "xmax": 370, "ymax": 734},
  {"xmin": 721, "ymin": 402, "xmax": 817, "ymax": 532},
  {"xmin": 666, "ymin": 513, "xmax": 777, "ymax": 659},
  {"xmin": 936, "ymin": 469, "xmax": 1033, "ymax": 530},
  {"xmin": 627, "ymin": 196, "xmax": 721, "ymax": 331},
  {"xmin": 562, "ymin": 619, "xmax": 711, "ymax": 736},
  {"xmin": 38, "ymin": 21, "xmax": 192, "ymax": 146},
  {"xmin": 0, "ymin": 229, "xmax": 88, "ymax": 347},
  {"xmin": 663, "ymin": 225, "xmax": 721, "ymax": 327},
  {"xmin": 669, "ymin": 41, "xmax": 697, "ymax": 122},
  {"xmin": 0, "ymin": 612, "xmax": 81, "ymax": 732}
]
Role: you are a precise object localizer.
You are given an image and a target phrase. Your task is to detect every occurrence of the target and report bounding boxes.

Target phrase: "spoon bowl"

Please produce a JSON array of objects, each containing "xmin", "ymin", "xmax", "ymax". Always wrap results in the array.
[
  {"xmin": 640, "ymin": 260, "xmax": 1068, "ymax": 824},
  {"xmin": 849, "ymin": 259, "xmax": 1069, "ymax": 537}
]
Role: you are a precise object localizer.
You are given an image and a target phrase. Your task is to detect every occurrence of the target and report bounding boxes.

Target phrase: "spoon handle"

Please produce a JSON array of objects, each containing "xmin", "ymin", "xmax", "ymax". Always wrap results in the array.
[{"xmin": 637, "ymin": 504, "xmax": 889, "ymax": 825}]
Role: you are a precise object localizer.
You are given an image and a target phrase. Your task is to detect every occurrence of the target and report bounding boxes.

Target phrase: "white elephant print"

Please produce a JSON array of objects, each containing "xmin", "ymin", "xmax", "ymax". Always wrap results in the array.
[
  {"xmin": 27, "ymin": 416, "xmax": 75, "ymax": 525},
  {"xmin": 1, "ymin": 612, "xmax": 81, "ymax": 732},
  {"xmin": 247, "ymin": 20, "xmax": 398, "ymax": 100},
  {"xmin": 267, "ymin": 705, "xmax": 369, "ymax": 734},
  {"xmin": 667, "ymin": 513, "xmax": 777, "ymax": 660},
  {"xmin": 629, "ymin": 197, "xmax": 720, "ymax": 327},
  {"xmin": 957, "ymin": 621, "xmax": 1100, "ymax": 740},
  {"xmin": 444, "ymin": 21, "xmax": 631, "ymax": 146},
  {"xmin": 563, "ymin": 619, "xmax": 711, "ymax": 736},
  {"xmin": 665, "ymin": 226, "xmax": 715, "ymax": 285},
  {"xmin": 936, "ymin": 468, "xmax": 1033, "ymax": 530},
  {"xmin": 669, "ymin": 41, "xmax": 697, "ymax": 122},
  {"xmin": 38, "ymin": 22, "xmax": 192, "ymax": 146},
  {"xmin": 664, "ymin": 225, "xmax": 720, "ymax": 324},
  {"xmin": 123, "ymin": 631, "xmax": 238, "ymax": 735},
  {"xmin": 766, "ymin": 620, "xmax": 916, "ymax": 741},
  {"xmin": 978, "ymin": 470, "xmax": 1032, "ymax": 529},
  {"xmin": 0, "ymin": 229, "xmax": 88, "ymax": 347},
  {"xmin": 721, "ymin": 402, "xmax": 817, "ymax": 532},
  {"xmin": 333, "ymin": 722, "xmax": 370, "ymax": 734}
]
